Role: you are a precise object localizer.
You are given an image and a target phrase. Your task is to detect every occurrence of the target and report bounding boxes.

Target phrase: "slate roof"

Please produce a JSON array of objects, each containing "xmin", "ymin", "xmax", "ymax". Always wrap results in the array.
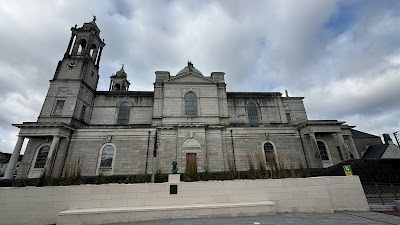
[
  {"xmin": 362, "ymin": 144, "xmax": 389, "ymax": 159},
  {"xmin": 351, "ymin": 129, "xmax": 381, "ymax": 139}
]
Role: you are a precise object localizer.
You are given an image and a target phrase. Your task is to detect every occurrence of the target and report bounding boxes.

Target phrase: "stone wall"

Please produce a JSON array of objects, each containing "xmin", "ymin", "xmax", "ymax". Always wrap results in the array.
[
  {"xmin": 0, "ymin": 176, "xmax": 369, "ymax": 225},
  {"xmin": 59, "ymin": 126, "xmax": 343, "ymax": 176},
  {"xmin": 90, "ymin": 94, "xmax": 154, "ymax": 125},
  {"xmin": 65, "ymin": 128, "xmax": 155, "ymax": 176},
  {"xmin": 227, "ymin": 95, "xmax": 307, "ymax": 125}
]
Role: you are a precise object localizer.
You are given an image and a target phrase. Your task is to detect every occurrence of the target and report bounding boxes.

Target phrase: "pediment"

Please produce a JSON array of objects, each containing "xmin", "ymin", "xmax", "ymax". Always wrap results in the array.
[{"xmin": 165, "ymin": 73, "xmax": 216, "ymax": 84}]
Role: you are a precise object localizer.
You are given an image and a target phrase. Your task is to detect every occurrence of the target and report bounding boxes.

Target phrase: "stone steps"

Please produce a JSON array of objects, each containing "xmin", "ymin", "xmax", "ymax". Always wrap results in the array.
[{"xmin": 57, "ymin": 201, "xmax": 276, "ymax": 225}]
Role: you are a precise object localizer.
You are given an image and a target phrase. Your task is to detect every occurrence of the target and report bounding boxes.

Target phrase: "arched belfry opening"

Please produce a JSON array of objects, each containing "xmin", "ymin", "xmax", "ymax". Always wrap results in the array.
[
  {"xmin": 64, "ymin": 16, "xmax": 105, "ymax": 67},
  {"xmin": 75, "ymin": 39, "xmax": 87, "ymax": 55}
]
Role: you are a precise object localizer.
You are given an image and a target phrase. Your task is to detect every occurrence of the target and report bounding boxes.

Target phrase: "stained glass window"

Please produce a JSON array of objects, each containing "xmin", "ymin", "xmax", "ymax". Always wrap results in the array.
[
  {"xmin": 117, "ymin": 101, "xmax": 130, "ymax": 124},
  {"xmin": 247, "ymin": 102, "xmax": 259, "ymax": 126},
  {"xmin": 317, "ymin": 141, "xmax": 329, "ymax": 161},
  {"xmin": 34, "ymin": 145, "xmax": 50, "ymax": 168},
  {"xmin": 185, "ymin": 92, "xmax": 197, "ymax": 116},
  {"xmin": 100, "ymin": 145, "xmax": 114, "ymax": 168}
]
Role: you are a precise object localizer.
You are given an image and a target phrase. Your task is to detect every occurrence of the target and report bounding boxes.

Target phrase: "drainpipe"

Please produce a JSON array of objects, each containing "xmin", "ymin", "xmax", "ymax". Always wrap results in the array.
[
  {"xmin": 145, "ymin": 131, "xmax": 151, "ymax": 174},
  {"xmin": 60, "ymin": 131, "xmax": 73, "ymax": 177},
  {"xmin": 151, "ymin": 129, "xmax": 158, "ymax": 183},
  {"xmin": 298, "ymin": 128, "xmax": 309, "ymax": 168},
  {"xmin": 230, "ymin": 129, "xmax": 237, "ymax": 171}
]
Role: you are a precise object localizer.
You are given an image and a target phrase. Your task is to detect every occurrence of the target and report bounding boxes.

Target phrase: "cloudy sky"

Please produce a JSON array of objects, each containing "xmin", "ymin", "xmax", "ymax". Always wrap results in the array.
[{"xmin": 1, "ymin": 0, "xmax": 400, "ymax": 153}]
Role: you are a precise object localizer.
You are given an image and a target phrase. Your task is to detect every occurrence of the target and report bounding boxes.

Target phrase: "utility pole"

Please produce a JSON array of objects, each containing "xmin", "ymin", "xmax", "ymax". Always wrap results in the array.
[{"xmin": 394, "ymin": 131, "xmax": 400, "ymax": 147}]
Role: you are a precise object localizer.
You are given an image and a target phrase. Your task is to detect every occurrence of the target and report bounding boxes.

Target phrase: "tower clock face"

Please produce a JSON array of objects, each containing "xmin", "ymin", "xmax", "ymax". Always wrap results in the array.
[{"xmin": 67, "ymin": 62, "xmax": 76, "ymax": 70}]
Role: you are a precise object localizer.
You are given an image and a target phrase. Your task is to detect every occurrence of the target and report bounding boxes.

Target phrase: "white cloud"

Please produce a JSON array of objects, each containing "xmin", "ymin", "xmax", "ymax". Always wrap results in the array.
[{"xmin": 0, "ymin": 0, "xmax": 399, "ymax": 153}]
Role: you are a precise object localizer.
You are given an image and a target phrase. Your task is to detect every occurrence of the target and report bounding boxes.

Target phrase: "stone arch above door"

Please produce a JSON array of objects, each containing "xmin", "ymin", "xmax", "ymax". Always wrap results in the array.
[{"xmin": 182, "ymin": 138, "xmax": 201, "ymax": 152}]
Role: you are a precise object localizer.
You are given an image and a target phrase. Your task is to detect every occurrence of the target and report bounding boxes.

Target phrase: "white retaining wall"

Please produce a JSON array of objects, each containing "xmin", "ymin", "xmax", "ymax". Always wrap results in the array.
[{"xmin": 0, "ymin": 176, "xmax": 369, "ymax": 225}]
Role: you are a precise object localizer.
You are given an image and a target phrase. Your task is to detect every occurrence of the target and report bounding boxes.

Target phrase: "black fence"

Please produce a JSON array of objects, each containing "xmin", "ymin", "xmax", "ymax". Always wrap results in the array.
[{"xmin": 362, "ymin": 183, "xmax": 400, "ymax": 205}]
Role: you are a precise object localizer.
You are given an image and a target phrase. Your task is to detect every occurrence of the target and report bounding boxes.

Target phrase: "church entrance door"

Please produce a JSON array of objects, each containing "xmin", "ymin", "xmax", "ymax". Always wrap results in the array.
[{"xmin": 186, "ymin": 153, "xmax": 197, "ymax": 174}]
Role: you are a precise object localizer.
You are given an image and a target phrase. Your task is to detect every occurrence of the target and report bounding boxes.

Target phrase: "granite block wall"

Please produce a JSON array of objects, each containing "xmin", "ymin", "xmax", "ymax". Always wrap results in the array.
[{"xmin": 0, "ymin": 176, "xmax": 369, "ymax": 225}]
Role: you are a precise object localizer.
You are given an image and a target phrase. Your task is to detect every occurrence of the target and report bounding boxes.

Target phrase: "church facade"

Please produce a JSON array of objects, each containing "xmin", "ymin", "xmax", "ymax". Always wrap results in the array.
[{"xmin": 4, "ymin": 19, "xmax": 360, "ymax": 179}]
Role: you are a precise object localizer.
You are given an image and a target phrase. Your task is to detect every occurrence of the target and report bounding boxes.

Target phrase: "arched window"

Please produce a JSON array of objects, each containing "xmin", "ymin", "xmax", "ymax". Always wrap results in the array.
[
  {"xmin": 34, "ymin": 145, "xmax": 50, "ymax": 168},
  {"xmin": 97, "ymin": 144, "xmax": 116, "ymax": 175},
  {"xmin": 247, "ymin": 102, "xmax": 259, "ymax": 126},
  {"xmin": 117, "ymin": 101, "xmax": 131, "ymax": 125},
  {"xmin": 185, "ymin": 91, "xmax": 197, "ymax": 116},
  {"xmin": 263, "ymin": 142, "xmax": 274, "ymax": 162},
  {"xmin": 317, "ymin": 141, "xmax": 329, "ymax": 161},
  {"xmin": 100, "ymin": 145, "xmax": 114, "ymax": 167}
]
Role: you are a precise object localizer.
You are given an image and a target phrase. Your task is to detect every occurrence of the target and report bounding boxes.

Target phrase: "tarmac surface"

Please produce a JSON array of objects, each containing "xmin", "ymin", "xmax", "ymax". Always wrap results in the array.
[{"xmin": 108, "ymin": 212, "xmax": 400, "ymax": 225}]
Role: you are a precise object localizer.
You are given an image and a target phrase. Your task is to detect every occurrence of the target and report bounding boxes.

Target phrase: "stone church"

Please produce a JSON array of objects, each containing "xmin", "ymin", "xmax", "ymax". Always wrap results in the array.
[{"xmin": 4, "ymin": 19, "xmax": 360, "ymax": 179}]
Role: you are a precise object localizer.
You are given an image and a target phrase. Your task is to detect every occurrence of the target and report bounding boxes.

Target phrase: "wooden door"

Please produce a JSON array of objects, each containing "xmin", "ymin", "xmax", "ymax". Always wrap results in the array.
[{"xmin": 186, "ymin": 153, "xmax": 197, "ymax": 174}]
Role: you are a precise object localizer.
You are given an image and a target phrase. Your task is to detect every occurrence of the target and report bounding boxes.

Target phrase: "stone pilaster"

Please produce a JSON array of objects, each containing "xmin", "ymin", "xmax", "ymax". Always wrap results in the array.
[
  {"xmin": 4, "ymin": 137, "xmax": 25, "ymax": 179},
  {"xmin": 309, "ymin": 133, "xmax": 323, "ymax": 168},
  {"xmin": 347, "ymin": 135, "xmax": 360, "ymax": 159},
  {"xmin": 45, "ymin": 135, "xmax": 60, "ymax": 175},
  {"xmin": 336, "ymin": 133, "xmax": 349, "ymax": 160}
]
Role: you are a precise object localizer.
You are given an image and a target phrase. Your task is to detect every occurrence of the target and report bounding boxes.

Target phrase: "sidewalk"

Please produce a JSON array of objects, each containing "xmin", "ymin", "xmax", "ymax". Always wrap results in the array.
[{"xmin": 108, "ymin": 212, "xmax": 400, "ymax": 225}]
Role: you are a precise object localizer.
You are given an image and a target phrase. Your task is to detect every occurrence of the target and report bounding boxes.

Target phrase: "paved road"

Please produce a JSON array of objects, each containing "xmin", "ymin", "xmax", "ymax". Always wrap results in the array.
[{"xmin": 108, "ymin": 212, "xmax": 400, "ymax": 225}]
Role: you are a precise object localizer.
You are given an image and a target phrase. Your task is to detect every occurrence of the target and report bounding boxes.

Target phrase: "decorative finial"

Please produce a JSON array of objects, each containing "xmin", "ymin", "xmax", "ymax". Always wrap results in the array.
[
  {"xmin": 74, "ymin": 24, "xmax": 77, "ymax": 28},
  {"xmin": 285, "ymin": 89, "xmax": 289, "ymax": 97},
  {"xmin": 93, "ymin": 15, "xmax": 97, "ymax": 22},
  {"xmin": 188, "ymin": 60, "xmax": 193, "ymax": 67},
  {"xmin": 122, "ymin": 64, "xmax": 124, "ymax": 69}
]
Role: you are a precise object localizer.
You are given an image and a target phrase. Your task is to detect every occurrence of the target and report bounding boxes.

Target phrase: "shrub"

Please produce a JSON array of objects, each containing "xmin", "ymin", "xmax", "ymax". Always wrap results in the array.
[
  {"xmin": 134, "ymin": 174, "xmax": 148, "ymax": 183},
  {"xmin": 15, "ymin": 179, "xmax": 27, "ymax": 187},
  {"xmin": 203, "ymin": 151, "xmax": 211, "ymax": 181},
  {"xmin": 61, "ymin": 158, "xmax": 84, "ymax": 185},
  {"xmin": 277, "ymin": 155, "xmax": 287, "ymax": 178},
  {"xmin": 36, "ymin": 171, "xmax": 48, "ymax": 187},
  {"xmin": 94, "ymin": 173, "xmax": 107, "ymax": 184},
  {"xmin": 298, "ymin": 159, "xmax": 309, "ymax": 178},
  {"xmin": 289, "ymin": 156, "xmax": 297, "ymax": 178},
  {"xmin": 267, "ymin": 153, "xmax": 278, "ymax": 178},
  {"xmin": 226, "ymin": 154, "xmax": 236, "ymax": 180},
  {"xmin": 154, "ymin": 167, "xmax": 164, "ymax": 183},
  {"xmin": 246, "ymin": 152, "xmax": 256, "ymax": 179},
  {"xmin": 255, "ymin": 152, "xmax": 268, "ymax": 179}
]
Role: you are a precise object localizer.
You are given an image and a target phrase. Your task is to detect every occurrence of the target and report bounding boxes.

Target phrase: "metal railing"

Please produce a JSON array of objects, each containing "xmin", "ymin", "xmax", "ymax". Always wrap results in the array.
[{"xmin": 362, "ymin": 183, "xmax": 400, "ymax": 205}]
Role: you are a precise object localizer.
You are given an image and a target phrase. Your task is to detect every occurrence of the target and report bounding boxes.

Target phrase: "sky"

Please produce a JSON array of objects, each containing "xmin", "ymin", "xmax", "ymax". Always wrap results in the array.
[{"xmin": 0, "ymin": 0, "xmax": 400, "ymax": 153}]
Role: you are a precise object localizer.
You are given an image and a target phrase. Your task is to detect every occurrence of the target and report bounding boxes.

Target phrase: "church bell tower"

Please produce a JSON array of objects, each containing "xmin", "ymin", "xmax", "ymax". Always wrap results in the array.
[
  {"xmin": 37, "ymin": 17, "xmax": 106, "ymax": 127},
  {"xmin": 109, "ymin": 65, "xmax": 130, "ymax": 91}
]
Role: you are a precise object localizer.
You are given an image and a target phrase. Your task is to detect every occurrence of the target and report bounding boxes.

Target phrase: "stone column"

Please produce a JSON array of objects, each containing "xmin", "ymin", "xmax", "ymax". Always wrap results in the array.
[
  {"xmin": 347, "ymin": 135, "xmax": 360, "ymax": 159},
  {"xmin": 309, "ymin": 132, "xmax": 323, "ymax": 168},
  {"xmin": 96, "ymin": 47, "xmax": 103, "ymax": 66},
  {"xmin": 337, "ymin": 133, "xmax": 349, "ymax": 160},
  {"xmin": 64, "ymin": 33, "xmax": 75, "ymax": 57},
  {"xmin": 45, "ymin": 135, "xmax": 60, "ymax": 175},
  {"xmin": 4, "ymin": 137, "xmax": 25, "ymax": 179}
]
